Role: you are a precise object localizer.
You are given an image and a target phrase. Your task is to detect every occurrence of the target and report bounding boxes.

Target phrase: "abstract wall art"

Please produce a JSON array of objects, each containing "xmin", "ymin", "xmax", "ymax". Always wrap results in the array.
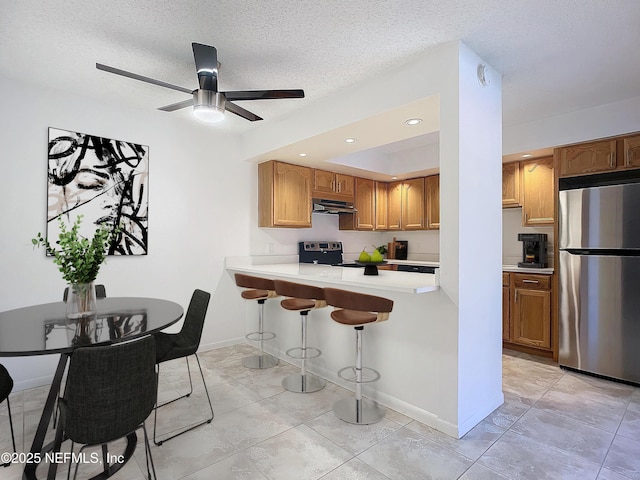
[{"xmin": 47, "ymin": 127, "xmax": 149, "ymax": 255}]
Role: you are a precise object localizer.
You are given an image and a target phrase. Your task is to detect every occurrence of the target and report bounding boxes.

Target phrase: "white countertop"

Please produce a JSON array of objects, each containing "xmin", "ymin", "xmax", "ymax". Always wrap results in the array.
[
  {"xmin": 502, "ymin": 264, "xmax": 554, "ymax": 274},
  {"xmin": 225, "ymin": 258, "xmax": 439, "ymax": 294}
]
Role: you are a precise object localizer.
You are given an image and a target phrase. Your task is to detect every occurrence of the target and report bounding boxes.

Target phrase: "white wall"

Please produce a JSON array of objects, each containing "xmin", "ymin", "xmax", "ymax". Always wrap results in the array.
[
  {"xmin": 0, "ymin": 76, "xmax": 250, "ymax": 389},
  {"xmin": 504, "ymin": 95, "xmax": 640, "ymax": 154}
]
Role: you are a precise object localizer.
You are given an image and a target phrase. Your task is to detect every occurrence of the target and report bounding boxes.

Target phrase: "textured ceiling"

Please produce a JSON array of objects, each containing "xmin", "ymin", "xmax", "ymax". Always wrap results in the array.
[{"xmin": 2, "ymin": 1, "xmax": 639, "ymax": 137}]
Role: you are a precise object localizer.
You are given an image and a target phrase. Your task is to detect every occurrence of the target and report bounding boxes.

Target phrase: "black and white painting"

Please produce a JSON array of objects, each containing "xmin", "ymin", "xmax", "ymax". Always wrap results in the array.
[{"xmin": 47, "ymin": 127, "xmax": 149, "ymax": 255}]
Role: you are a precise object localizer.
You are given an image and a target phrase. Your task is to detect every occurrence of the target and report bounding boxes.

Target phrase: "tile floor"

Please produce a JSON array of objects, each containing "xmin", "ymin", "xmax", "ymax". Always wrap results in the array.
[{"xmin": 1, "ymin": 345, "xmax": 639, "ymax": 479}]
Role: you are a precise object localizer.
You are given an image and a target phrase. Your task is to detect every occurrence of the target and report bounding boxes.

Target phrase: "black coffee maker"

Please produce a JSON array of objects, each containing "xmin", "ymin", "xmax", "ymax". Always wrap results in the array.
[{"xmin": 518, "ymin": 233, "xmax": 548, "ymax": 268}]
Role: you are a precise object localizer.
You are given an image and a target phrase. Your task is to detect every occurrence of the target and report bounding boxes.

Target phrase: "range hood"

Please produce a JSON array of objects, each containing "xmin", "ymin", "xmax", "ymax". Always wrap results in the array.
[{"xmin": 312, "ymin": 198, "xmax": 357, "ymax": 214}]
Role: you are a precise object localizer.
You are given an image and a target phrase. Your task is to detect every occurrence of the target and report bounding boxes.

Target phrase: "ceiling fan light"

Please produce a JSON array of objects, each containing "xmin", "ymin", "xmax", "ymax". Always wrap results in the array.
[
  {"xmin": 193, "ymin": 105, "xmax": 225, "ymax": 123},
  {"xmin": 193, "ymin": 90, "xmax": 226, "ymax": 123}
]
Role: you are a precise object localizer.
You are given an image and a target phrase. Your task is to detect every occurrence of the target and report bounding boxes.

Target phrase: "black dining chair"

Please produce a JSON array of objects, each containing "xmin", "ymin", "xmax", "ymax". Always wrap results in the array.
[
  {"xmin": 51, "ymin": 335, "xmax": 157, "ymax": 480},
  {"xmin": 0, "ymin": 364, "xmax": 16, "ymax": 468},
  {"xmin": 153, "ymin": 289, "xmax": 214, "ymax": 445},
  {"xmin": 54, "ymin": 284, "xmax": 108, "ymax": 428},
  {"xmin": 62, "ymin": 284, "xmax": 107, "ymax": 302}
]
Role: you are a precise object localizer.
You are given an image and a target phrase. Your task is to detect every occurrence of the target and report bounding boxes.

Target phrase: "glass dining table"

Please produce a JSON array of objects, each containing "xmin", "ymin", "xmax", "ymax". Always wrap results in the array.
[{"xmin": 0, "ymin": 297, "xmax": 184, "ymax": 480}]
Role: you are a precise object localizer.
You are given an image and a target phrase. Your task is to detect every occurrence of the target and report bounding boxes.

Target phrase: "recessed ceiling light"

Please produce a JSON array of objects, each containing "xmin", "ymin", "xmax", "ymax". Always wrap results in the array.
[
  {"xmin": 522, "ymin": 153, "xmax": 532, "ymax": 158},
  {"xmin": 405, "ymin": 118, "xmax": 422, "ymax": 126},
  {"xmin": 299, "ymin": 153, "xmax": 307, "ymax": 157},
  {"xmin": 345, "ymin": 138, "xmax": 356, "ymax": 143},
  {"xmin": 391, "ymin": 176, "xmax": 398, "ymax": 180}
]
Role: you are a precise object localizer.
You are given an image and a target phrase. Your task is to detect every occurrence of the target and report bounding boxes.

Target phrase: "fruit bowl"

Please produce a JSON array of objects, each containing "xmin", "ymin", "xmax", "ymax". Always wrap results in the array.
[{"xmin": 355, "ymin": 260, "xmax": 387, "ymax": 276}]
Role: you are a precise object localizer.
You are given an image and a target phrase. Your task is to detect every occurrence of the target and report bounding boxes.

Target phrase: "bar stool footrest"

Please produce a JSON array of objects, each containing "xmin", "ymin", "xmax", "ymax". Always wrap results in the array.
[
  {"xmin": 243, "ymin": 353, "xmax": 279, "ymax": 369},
  {"xmin": 333, "ymin": 397, "xmax": 386, "ymax": 425},
  {"xmin": 245, "ymin": 331, "xmax": 276, "ymax": 342},
  {"xmin": 285, "ymin": 346, "xmax": 322, "ymax": 360},
  {"xmin": 282, "ymin": 373, "xmax": 325, "ymax": 393},
  {"xmin": 338, "ymin": 366, "xmax": 381, "ymax": 384}
]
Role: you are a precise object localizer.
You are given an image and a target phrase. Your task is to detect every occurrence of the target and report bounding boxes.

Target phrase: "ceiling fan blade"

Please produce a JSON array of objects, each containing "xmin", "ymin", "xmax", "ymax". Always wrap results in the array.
[
  {"xmin": 158, "ymin": 99, "xmax": 193, "ymax": 112},
  {"xmin": 225, "ymin": 101, "xmax": 263, "ymax": 121},
  {"xmin": 224, "ymin": 89, "xmax": 305, "ymax": 101},
  {"xmin": 192, "ymin": 43, "xmax": 218, "ymax": 91},
  {"xmin": 96, "ymin": 63, "xmax": 193, "ymax": 95}
]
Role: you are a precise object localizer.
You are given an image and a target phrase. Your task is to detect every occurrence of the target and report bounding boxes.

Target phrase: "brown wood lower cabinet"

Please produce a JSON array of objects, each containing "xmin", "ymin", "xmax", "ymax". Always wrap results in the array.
[
  {"xmin": 503, "ymin": 272, "xmax": 553, "ymax": 357},
  {"xmin": 502, "ymin": 273, "xmax": 510, "ymax": 342}
]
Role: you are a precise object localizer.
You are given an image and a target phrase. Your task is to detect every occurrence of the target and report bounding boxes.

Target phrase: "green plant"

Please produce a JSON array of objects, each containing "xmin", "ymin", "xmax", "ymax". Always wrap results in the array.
[
  {"xmin": 375, "ymin": 244, "xmax": 387, "ymax": 255},
  {"xmin": 32, "ymin": 215, "xmax": 115, "ymax": 284}
]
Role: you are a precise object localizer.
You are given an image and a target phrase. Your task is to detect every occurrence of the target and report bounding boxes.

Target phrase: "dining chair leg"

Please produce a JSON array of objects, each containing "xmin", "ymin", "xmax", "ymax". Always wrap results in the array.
[
  {"xmin": 142, "ymin": 423, "xmax": 157, "ymax": 480},
  {"xmin": 155, "ymin": 358, "xmax": 194, "ymax": 409},
  {"xmin": 101, "ymin": 443, "xmax": 110, "ymax": 476},
  {"xmin": 66, "ymin": 441, "xmax": 74, "ymax": 480},
  {"xmin": 153, "ymin": 353, "xmax": 214, "ymax": 446},
  {"xmin": 1, "ymin": 397, "xmax": 15, "ymax": 467}
]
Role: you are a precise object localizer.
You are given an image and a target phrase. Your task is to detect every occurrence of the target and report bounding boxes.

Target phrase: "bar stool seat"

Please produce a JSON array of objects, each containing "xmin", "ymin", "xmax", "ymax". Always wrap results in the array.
[
  {"xmin": 274, "ymin": 280, "xmax": 326, "ymax": 394},
  {"xmin": 235, "ymin": 274, "xmax": 279, "ymax": 369},
  {"xmin": 323, "ymin": 287, "xmax": 393, "ymax": 425}
]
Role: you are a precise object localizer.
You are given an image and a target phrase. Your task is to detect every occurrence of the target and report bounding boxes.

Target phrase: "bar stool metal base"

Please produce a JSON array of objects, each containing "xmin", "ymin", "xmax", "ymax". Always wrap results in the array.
[
  {"xmin": 282, "ymin": 373, "xmax": 325, "ymax": 393},
  {"xmin": 246, "ymin": 331, "xmax": 276, "ymax": 342},
  {"xmin": 333, "ymin": 397, "xmax": 386, "ymax": 425},
  {"xmin": 243, "ymin": 353, "xmax": 279, "ymax": 369}
]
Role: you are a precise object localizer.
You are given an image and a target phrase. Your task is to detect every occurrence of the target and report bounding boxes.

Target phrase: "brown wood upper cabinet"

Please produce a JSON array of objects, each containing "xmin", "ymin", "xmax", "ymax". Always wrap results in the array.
[
  {"xmin": 521, "ymin": 156, "xmax": 554, "ymax": 226},
  {"xmin": 387, "ymin": 178, "xmax": 425, "ymax": 230},
  {"xmin": 374, "ymin": 181, "xmax": 388, "ymax": 230},
  {"xmin": 339, "ymin": 177, "xmax": 374, "ymax": 230},
  {"xmin": 623, "ymin": 134, "xmax": 640, "ymax": 169},
  {"xmin": 502, "ymin": 162, "xmax": 521, "ymax": 208},
  {"xmin": 425, "ymin": 174, "xmax": 440, "ymax": 230},
  {"xmin": 387, "ymin": 181, "xmax": 403, "ymax": 231},
  {"xmin": 403, "ymin": 177, "xmax": 425, "ymax": 230},
  {"xmin": 312, "ymin": 169, "xmax": 355, "ymax": 201},
  {"xmin": 557, "ymin": 139, "xmax": 617, "ymax": 177},
  {"xmin": 557, "ymin": 132, "xmax": 640, "ymax": 177},
  {"xmin": 258, "ymin": 160, "xmax": 312, "ymax": 228},
  {"xmin": 340, "ymin": 178, "xmax": 390, "ymax": 231}
]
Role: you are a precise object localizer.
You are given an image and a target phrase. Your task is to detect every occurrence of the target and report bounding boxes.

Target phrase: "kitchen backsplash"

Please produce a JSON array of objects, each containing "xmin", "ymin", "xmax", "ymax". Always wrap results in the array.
[
  {"xmin": 502, "ymin": 208, "xmax": 554, "ymax": 266},
  {"xmin": 251, "ymin": 207, "xmax": 553, "ymax": 266}
]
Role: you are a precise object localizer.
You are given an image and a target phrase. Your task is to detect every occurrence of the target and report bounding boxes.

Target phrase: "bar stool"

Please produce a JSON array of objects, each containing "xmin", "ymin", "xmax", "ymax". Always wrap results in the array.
[
  {"xmin": 273, "ymin": 280, "xmax": 326, "ymax": 393},
  {"xmin": 323, "ymin": 288, "xmax": 393, "ymax": 425},
  {"xmin": 234, "ymin": 273, "xmax": 279, "ymax": 369}
]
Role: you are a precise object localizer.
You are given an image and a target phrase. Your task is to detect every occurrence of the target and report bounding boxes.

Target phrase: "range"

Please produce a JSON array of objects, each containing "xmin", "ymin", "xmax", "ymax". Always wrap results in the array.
[{"xmin": 298, "ymin": 241, "xmax": 346, "ymax": 265}]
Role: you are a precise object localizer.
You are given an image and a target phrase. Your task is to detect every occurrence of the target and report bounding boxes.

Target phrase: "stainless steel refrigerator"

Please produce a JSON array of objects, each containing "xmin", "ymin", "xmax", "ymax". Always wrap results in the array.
[{"xmin": 559, "ymin": 181, "xmax": 640, "ymax": 384}]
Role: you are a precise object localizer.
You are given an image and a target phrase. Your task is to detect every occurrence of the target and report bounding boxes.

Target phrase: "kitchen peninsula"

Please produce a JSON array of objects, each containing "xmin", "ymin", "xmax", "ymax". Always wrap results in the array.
[
  {"xmin": 226, "ymin": 258, "xmax": 440, "ymax": 294},
  {"xmin": 225, "ymin": 257, "xmax": 501, "ymax": 438}
]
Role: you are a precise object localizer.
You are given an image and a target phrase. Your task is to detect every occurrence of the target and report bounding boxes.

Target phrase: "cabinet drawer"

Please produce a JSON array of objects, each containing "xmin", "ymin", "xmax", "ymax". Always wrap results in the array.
[{"xmin": 513, "ymin": 273, "xmax": 550, "ymax": 290}]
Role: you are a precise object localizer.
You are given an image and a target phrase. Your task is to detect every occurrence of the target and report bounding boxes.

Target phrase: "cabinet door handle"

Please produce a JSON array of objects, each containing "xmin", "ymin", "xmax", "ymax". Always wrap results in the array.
[
  {"xmin": 514, "ymin": 290, "xmax": 518, "ymax": 302},
  {"xmin": 331, "ymin": 180, "xmax": 335, "ymax": 191},
  {"xmin": 627, "ymin": 150, "xmax": 632, "ymax": 167},
  {"xmin": 522, "ymin": 279, "xmax": 539, "ymax": 284},
  {"xmin": 609, "ymin": 152, "xmax": 616, "ymax": 168}
]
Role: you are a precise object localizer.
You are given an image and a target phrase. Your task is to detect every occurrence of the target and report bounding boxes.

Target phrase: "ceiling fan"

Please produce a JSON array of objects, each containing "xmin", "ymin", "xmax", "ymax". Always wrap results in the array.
[{"xmin": 96, "ymin": 43, "xmax": 305, "ymax": 123}]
